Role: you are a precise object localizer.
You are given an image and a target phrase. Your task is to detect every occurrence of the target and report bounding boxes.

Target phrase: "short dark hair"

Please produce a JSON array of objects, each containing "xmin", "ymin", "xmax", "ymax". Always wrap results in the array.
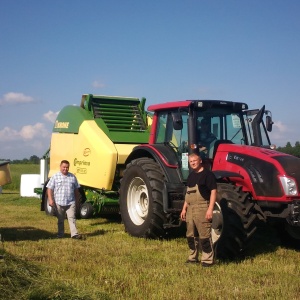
[
  {"xmin": 200, "ymin": 118, "xmax": 209, "ymax": 125},
  {"xmin": 60, "ymin": 160, "xmax": 70, "ymax": 166}
]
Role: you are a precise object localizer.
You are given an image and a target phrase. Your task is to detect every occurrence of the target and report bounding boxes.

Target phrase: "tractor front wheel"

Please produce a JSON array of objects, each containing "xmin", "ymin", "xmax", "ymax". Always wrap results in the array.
[
  {"xmin": 212, "ymin": 183, "xmax": 258, "ymax": 259},
  {"xmin": 120, "ymin": 158, "xmax": 166, "ymax": 238}
]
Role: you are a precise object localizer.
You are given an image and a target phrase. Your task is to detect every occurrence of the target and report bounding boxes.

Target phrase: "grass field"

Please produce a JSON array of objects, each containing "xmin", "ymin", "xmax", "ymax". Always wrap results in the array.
[
  {"xmin": 4, "ymin": 164, "xmax": 40, "ymax": 191},
  {"xmin": 0, "ymin": 165, "xmax": 300, "ymax": 299}
]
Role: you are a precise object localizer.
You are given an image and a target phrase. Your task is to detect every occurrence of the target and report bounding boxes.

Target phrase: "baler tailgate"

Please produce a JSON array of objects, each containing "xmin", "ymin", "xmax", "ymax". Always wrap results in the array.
[{"xmin": 92, "ymin": 98, "xmax": 146, "ymax": 132}]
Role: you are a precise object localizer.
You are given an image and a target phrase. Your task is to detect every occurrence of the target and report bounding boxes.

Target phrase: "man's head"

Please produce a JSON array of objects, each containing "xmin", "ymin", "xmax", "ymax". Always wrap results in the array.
[
  {"xmin": 188, "ymin": 153, "xmax": 202, "ymax": 171},
  {"xmin": 60, "ymin": 160, "xmax": 70, "ymax": 176},
  {"xmin": 200, "ymin": 118, "xmax": 210, "ymax": 131}
]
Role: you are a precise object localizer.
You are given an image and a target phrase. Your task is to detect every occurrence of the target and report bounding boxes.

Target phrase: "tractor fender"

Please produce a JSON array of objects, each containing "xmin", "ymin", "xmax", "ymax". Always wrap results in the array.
[
  {"xmin": 124, "ymin": 144, "xmax": 186, "ymax": 213},
  {"xmin": 124, "ymin": 144, "xmax": 183, "ymax": 185}
]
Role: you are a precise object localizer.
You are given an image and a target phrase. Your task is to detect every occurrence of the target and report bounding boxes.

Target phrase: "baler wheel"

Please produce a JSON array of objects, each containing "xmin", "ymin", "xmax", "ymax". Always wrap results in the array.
[{"xmin": 80, "ymin": 202, "xmax": 94, "ymax": 219}]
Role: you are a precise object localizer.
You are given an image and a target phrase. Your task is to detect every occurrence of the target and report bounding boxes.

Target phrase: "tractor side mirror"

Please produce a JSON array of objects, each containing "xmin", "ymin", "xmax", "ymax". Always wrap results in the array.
[
  {"xmin": 172, "ymin": 112, "xmax": 183, "ymax": 130},
  {"xmin": 266, "ymin": 115, "xmax": 273, "ymax": 132}
]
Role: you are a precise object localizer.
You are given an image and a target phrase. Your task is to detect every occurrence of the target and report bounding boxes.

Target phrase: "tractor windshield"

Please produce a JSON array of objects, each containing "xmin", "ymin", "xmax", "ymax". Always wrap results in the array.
[{"xmin": 195, "ymin": 107, "xmax": 271, "ymax": 157}]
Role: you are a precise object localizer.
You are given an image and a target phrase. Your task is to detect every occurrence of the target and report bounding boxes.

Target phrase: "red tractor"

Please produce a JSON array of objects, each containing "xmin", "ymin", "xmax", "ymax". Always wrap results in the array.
[{"xmin": 119, "ymin": 99, "xmax": 300, "ymax": 258}]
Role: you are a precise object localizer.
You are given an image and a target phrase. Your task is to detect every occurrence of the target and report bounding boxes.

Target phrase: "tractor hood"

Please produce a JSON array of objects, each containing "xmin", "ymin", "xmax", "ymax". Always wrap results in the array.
[{"xmin": 212, "ymin": 143, "xmax": 300, "ymax": 200}]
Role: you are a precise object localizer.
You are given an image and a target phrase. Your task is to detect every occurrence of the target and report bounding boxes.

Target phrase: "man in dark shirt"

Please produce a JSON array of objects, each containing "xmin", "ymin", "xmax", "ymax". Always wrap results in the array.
[
  {"xmin": 180, "ymin": 153, "xmax": 217, "ymax": 267},
  {"xmin": 199, "ymin": 118, "xmax": 217, "ymax": 148}
]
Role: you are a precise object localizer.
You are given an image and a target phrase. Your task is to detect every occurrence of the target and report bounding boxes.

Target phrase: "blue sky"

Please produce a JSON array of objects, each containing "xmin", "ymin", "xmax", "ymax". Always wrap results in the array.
[{"xmin": 0, "ymin": 0, "xmax": 299, "ymax": 160}]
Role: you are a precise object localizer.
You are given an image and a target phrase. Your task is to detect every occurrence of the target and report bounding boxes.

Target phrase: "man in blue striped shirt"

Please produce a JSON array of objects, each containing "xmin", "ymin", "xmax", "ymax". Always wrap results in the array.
[{"xmin": 47, "ymin": 160, "xmax": 83, "ymax": 239}]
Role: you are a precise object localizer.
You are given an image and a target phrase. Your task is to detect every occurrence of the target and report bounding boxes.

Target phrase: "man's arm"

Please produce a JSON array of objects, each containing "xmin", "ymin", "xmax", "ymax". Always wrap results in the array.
[
  {"xmin": 47, "ymin": 188, "xmax": 55, "ymax": 207},
  {"xmin": 206, "ymin": 189, "xmax": 217, "ymax": 221},
  {"xmin": 180, "ymin": 201, "xmax": 188, "ymax": 221}
]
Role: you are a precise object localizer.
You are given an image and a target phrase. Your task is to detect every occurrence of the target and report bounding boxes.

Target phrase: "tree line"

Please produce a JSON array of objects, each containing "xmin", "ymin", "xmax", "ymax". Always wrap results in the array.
[
  {"xmin": 1, "ymin": 142, "xmax": 300, "ymax": 164},
  {"xmin": 276, "ymin": 141, "xmax": 300, "ymax": 157},
  {"xmin": 1, "ymin": 155, "xmax": 40, "ymax": 164}
]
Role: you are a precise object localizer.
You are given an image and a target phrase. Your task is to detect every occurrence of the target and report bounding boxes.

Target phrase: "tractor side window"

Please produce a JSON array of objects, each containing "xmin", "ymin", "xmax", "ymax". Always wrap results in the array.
[
  {"xmin": 174, "ymin": 114, "xmax": 188, "ymax": 152},
  {"xmin": 225, "ymin": 114, "xmax": 245, "ymax": 144},
  {"xmin": 156, "ymin": 113, "xmax": 168, "ymax": 143},
  {"xmin": 155, "ymin": 111, "xmax": 189, "ymax": 179},
  {"xmin": 156, "ymin": 111, "xmax": 188, "ymax": 148}
]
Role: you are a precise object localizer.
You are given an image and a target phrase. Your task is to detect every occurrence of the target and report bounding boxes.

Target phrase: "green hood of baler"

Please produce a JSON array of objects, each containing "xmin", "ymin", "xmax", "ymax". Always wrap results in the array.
[{"xmin": 52, "ymin": 94, "xmax": 150, "ymax": 144}]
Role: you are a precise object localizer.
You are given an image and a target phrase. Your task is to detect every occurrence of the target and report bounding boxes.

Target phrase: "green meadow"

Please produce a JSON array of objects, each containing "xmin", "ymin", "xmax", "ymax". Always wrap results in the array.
[{"xmin": 0, "ymin": 165, "xmax": 299, "ymax": 299}]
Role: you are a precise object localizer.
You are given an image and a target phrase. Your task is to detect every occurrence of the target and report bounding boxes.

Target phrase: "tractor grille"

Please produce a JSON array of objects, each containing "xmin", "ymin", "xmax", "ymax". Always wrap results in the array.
[
  {"xmin": 274, "ymin": 155, "xmax": 300, "ymax": 196},
  {"xmin": 91, "ymin": 98, "xmax": 146, "ymax": 132}
]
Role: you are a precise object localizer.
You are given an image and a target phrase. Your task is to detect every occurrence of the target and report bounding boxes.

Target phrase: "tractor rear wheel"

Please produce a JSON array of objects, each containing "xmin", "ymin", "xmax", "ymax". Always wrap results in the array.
[
  {"xmin": 212, "ymin": 183, "xmax": 258, "ymax": 259},
  {"xmin": 120, "ymin": 158, "xmax": 166, "ymax": 238}
]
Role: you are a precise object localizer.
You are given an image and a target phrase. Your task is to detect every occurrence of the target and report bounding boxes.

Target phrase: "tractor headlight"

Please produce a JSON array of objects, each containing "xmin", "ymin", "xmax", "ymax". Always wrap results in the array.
[{"xmin": 279, "ymin": 176, "xmax": 298, "ymax": 196}]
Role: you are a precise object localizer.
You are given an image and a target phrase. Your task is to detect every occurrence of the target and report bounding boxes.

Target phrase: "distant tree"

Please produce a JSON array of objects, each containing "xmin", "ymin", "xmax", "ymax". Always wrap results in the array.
[
  {"xmin": 22, "ymin": 158, "xmax": 29, "ymax": 164},
  {"xmin": 0, "ymin": 158, "xmax": 11, "ymax": 162},
  {"xmin": 277, "ymin": 141, "xmax": 300, "ymax": 157},
  {"xmin": 294, "ymin": 141, "xmax": 300, "ymax": 157},
  {"xmin": 29, "ymin": 155, "xmax": 40, "ymax": 164}
]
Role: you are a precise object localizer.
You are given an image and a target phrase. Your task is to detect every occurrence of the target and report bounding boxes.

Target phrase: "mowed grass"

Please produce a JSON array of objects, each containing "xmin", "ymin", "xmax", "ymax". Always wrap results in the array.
[{"xmin": 0, "ymin": 165, "xmax": 300, "ymax": 299}]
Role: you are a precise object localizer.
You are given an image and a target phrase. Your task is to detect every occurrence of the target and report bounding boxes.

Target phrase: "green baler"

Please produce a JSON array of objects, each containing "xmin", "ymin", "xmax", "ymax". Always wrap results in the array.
[{"xmin": 40, "ymin": 94, "xmax": 151, "ymax": 218}]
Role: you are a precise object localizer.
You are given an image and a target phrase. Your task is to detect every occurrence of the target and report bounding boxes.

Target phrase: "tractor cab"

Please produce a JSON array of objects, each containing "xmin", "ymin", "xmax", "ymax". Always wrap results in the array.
[{"xmin": 148, "ymin": 100, "xmax": 273, "ymax": 180}]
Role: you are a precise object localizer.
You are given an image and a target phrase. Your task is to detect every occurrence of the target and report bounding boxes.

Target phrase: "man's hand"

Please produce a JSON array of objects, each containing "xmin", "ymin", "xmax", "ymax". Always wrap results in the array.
[
  {"xmin": 180, "ymin": 209, "xmax": 187, "ymax": 221},
  {"xmin": 48, "ymin": 198, "xmax": 54, "ymax": 207},
  {"xmin": 205, "ymin": 207, "xmax": 213, "ymax": 221},
  {"xmin": 206, "ymin": 189, "xmax": 217, "ymax": 221}
]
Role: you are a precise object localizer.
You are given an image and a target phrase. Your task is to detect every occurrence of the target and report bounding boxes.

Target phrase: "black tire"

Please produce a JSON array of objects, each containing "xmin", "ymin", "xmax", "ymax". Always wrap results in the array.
[
  {"xmin": 76, "ymin": 187, "xmax": 86, "ymax": 218},
  {"xmin": 212, "ymin": 183, "xmax": 258, "ymax": 259},
  {"xmin": 80, "ymin": 202, "xmax": 94, "ymax": 219},
  {"xmin": 120, "ymin": 158, "xmax": 166, "ymax": 238},
  {"xmin": 276, "ymin": 221, "xmax": 300, "ymax": 249}
]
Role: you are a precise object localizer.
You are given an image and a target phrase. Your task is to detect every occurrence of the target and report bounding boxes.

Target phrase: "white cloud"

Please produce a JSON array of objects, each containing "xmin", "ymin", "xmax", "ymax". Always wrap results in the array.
[
  {"xmin": 43, "ymin": 110, "xmax": 59, "ymax": 123},
  {"xmin": 0, "ymin": 123, "xmax": 49, "ymax": 141},
  {"xmin": 0, "ymin": 127, "xmax": 19, "ymax": 141},
  {"xmin": 268, "ymin": 120, "xmax": 297, "ymax": 147},
  {"xmin": 0, "ymin": 92, "xmax": 34, "ymax": 105},
  {"xmin": 92, "ymin": 80, "xmax": 106, "ymax": 89},
  {"xmin": 0, "ymin": 123, "xmax": 51, "ymax": 159},
  {"xmin": 272, "ymin": 120, "xmax": 288, "ymax": 134},
  {"xmin": 20, "ymin": 123, "xmax": 49, "ymax": 140},
  {"xmin": 270, "ymin": 120, "xmax": 288, "ymax": 142}
]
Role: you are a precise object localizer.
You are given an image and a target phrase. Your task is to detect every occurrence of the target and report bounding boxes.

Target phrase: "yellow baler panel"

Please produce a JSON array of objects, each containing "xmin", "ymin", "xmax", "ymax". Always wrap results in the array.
[
  {"xmin": 49, "ymin": 121, "xmax": 118, "ymax": 190},
  {"xmin": 49, "ymin": 133, "xmax": 75, "ymax": 178},
  {"xmin": 114, "ymin": 143, "xmax": 141, "ymax": 164},
  {"xmin": 74, "ymin": 121, "xmax": 117, "ymax": 190}
]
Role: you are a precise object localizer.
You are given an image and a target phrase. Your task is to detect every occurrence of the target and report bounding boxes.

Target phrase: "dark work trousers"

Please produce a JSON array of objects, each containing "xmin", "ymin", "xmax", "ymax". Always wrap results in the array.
[{"xmin": 185, "ymin": 185, "xmax": 214, "ymax": 264}]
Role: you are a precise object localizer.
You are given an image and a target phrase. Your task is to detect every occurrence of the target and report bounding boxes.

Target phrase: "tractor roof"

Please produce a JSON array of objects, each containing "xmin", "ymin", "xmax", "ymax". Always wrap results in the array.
[{"xmin": 148, "ymin": 100, "xmax": 248, "ymax": 112}]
